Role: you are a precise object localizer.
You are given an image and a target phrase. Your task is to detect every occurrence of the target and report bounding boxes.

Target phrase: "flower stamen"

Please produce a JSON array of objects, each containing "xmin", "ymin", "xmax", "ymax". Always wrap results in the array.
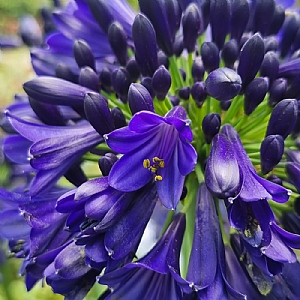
[{"xmin": 143, "ymin": 157, "xmax": 165, "ymax": 180}]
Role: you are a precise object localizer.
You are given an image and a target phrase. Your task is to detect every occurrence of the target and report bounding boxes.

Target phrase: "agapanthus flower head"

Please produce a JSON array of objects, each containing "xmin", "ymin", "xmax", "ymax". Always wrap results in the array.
[{"xmin": 3, "ymin": 0, "xmax": 300, "ymax": 299}]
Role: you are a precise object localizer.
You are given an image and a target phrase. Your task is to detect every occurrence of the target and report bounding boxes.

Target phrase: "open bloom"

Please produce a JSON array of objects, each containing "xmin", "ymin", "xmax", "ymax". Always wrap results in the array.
[{"xmin": 105, "ymin": 107, "xmax": 197, "ymax": 209}]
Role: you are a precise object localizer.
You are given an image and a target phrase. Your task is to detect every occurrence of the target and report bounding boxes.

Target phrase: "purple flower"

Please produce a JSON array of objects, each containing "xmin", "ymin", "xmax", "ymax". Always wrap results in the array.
[
  {"xmin": 206, "ymin": 124, "xmax": 290, "ymax": 203},
  {"xmin": 174, "ymin": 183, "xmax": 245, "ymax": 299},
  {"xmin": 98, "ymin": 213, "xmax": 186, "ymax": 300},
  {"xmin": 5, "ymin": 111, "xmax": 102, "ymax": 196},
  {"xmin": 104, "ymin": 107, "xmax": 197, "ymax": 209}
]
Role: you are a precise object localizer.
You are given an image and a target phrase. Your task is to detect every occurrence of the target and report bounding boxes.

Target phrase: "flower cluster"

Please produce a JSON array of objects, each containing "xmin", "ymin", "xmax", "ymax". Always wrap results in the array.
[{"xmin": 2, "ymin": 0, "xmax": 300, "ymax": 299}]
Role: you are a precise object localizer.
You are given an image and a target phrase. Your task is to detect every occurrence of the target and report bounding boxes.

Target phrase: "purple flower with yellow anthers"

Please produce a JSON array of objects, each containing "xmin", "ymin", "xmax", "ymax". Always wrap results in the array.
[{"xmin": 104, "ymin": 106, "xmax": 197, "ymax": 209}]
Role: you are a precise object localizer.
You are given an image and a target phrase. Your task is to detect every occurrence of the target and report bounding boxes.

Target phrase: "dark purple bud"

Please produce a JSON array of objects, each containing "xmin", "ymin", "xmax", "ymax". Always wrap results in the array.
[
  {"xmin": 111, "ymin": 67, "xmax": 131, "ymax": 103},
  {"xmin": 180, "ymin": 68, "xmax": 186, "ymax": 81},
  {"xmin": 267, "ymin": 174, "xmax": 282, "ymax": 186},
  {"xmin": 220, "ymin": 100, "xmax": 231, "ymax": 111},
  {"xmin": 237, "ymin": 33, "xmax": 265, "ymax": 89},
  {"xmin": 268, "ymin": 78, "xmax": 287, "ymax": 107},
  {"xmin": 202, "ymin": 113, "xmax": 221, "ymax": 144},
  {"xmin": 139, "ymin": 0, "xmax": 180, "ymax": 56},
  {"xmin": 28, "ymin": 97, "xmax": 66, "ymax": 126},
  {"xmin": 221, "ymin": 39, "xmax": 239, "ymax": 69},
  {"xmin": 23, "ymin": 77, "xmax": 91, "ymax": 107},
  {"xmin": 267, "ymin": 5, "xmax": 285, "ymax": 36},
  {"xmin": 252, "ymin": 0, "xmax": 275, "ymax": 36},
  {"xmin": 165, "ymin": 0, "xmax": 182, "ymax": 34},
  {"xmin": 266, "ymin": 99, "xmax": 298, "ymax": 139},
  {"xmin": 87, "ymin": 0, "xmax": 114, "ymax": 34},
  {"xmin": 108, "ymin": 22, "xmax": 128, "ymax": 66},
  {"xmin": 132, "ymin": 14, "xmax": 158, "ymax": 77},
  {"xmin": 19, "ymin": 15, "xmax": 43, "ymax": 47},
  {"xmin": 260, "ymin": 52, "xmax": 279, "ymax": 82},
  {"xmin": 84, "ymin": 92, "xmax": 114, "ymax": 135},
  {"xmin": 158, "ymin": 50, "xmax": 169, "ymax": 68},
  {"xmin": 73, "ymin": 39, "xmax": 95, "ymax": 71},
  {"xmin": 205, "ymin": 133, "xmax": 241, "ymax": 198},
  {"xmin": 100, "ymin": 67, "xmax": 112, "ymax": 92},
  {"xmin": 192, "ymin": 57, "xmax": 205, "ymax": 82},
  {"xmin": 79, "ymin": 67, "xmax": 99, "ymax": 91},
  {"xmin": 178, "ymin": 86, "xmax": 190, "ymax": 100},
  {"xmin": 182, "ymin": 3, "xmax": 202, "ymax": 53},
  {"xmin": 98, "ymin": 153, "xmax": 118, "ymax": 176},
  {"xmin": 244, "ymin": 77, "xmax": 269, "ymax": 115},
  {"xmin": 191, "ymin": 81, "xmax": 207, "ymax": 108},
  {"xmin": 169, "ymin": 95, "xmax": 180, "ymax": 106},
  {"xmin": 111, "ymin": 107, "xmax": 126, "ymax": 129},
  {"xmin": 126, "ymin": 59, "xmax": 141, "ymax": 82},
  {"xmin": 279, "ymin": 13, "xmax": 300, "ymax": 58},
  {"xmin": 128, "ymin": 83, "xmax": 154, "ymax": 115},
  {"xmin": 173, "ymin": 34, "xmax": 184, "ymax": 57},
  {"xmin": 205, "ymin": 67, "xmax": 242, "ymax": 101},
  {"xmin": 230, "ymin": 0, "xmax": 250, "ymax": 42},
  {"xmin": 152, "ymin": 65, "xmax": 171, "ymax": 100},
  {"xmin": 264, "ymin": 36, "xmax": 279, "ymax": 53},
  {"xmin": 210, "ymin": 0, "xmax": 230, "ymax": 49},
  {"xmin": 201, "ymin": 42, "xmax": 220, "ymax": 73},
  {"xmin": 55, "ymin": 63, "xmax": 77, "ymax": 83},
  {"xmin": 286, "ymin": 163, "xmax": 300, "ymax": 193},
  {"xmin": 260, "ymin": 134, "xmax": 284, "ymax": 174},
  {"xmin": 141, "ymin": 77, "xmax": 155, "ymax": 98}
]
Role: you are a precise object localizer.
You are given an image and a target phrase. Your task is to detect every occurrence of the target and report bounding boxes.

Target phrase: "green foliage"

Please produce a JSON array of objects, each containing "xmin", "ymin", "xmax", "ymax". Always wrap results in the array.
[{"xmin": 0, "ymin": 0, "xmax": 48, "ymax": 18}]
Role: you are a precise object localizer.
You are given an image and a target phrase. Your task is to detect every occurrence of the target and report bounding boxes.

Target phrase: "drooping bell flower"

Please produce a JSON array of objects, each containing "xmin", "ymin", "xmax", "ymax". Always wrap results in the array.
[
  {"xmin": 174, "ymin": 183, "xmax": 245, "ymax": 299},
  {"xmin": 98, "ymin": 213, "xmax": 186, "ymax": 300},
  {"xmin": 206, "ymin": 124, "xmax": 290, "ymax": 203},
  {"xmin": 104, "ymin": 107, "xmax": 197, "ymax": 209},
  {"xmin": 205, "ymin": 132, "xmax": 241, "ymax": 199}
]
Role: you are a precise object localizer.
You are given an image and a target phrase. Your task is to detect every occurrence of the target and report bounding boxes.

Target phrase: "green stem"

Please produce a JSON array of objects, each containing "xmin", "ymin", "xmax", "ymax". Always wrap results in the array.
[
  {"xmin": 181, "ymin": 175, "xmax": 198, "ymax": 278},
  {"xmin": 169, "ymin": 55, "xmax": 184, "ymax": 91},
  {"xmin": 222, "ymin": 97, "xmax": 243, "ymax": 124},
  {"xmin": 215, "ymin": 200, "xmax": 230, "ymax": 245}
]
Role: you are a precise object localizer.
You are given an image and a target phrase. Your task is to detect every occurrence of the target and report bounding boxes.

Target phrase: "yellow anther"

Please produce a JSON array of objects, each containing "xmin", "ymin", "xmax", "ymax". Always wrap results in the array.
[
  {"xmin": 158, "ymin": 160, "xmax": 165, "ymax": 168},
  {"xmin": 143, "ymin": 159, "xmax": 151, "ymax": 169},
  {"xmin": 154, "ymin": 175, "xmax": 163, "ymax": 181},
  {"xmin": 150, "ymin": 166, "xmax": 158, "ymax": 173}
]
